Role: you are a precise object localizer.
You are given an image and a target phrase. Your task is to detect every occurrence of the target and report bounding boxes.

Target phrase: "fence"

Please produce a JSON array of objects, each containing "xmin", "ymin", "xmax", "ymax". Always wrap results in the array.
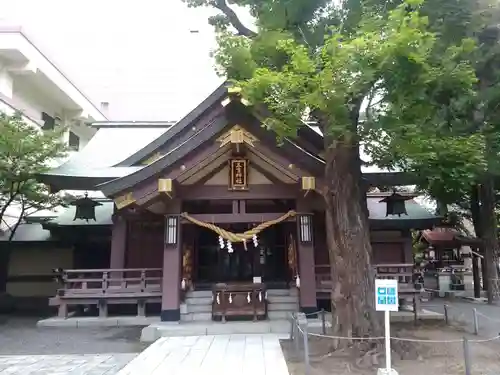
[{"xmin": 288, "ymin": 306, "xmax": 500, "ymax": 375}]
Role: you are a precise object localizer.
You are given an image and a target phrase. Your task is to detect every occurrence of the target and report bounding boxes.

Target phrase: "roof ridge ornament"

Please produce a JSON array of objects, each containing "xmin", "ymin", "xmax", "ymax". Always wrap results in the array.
[
  {"xmin": 217, "ymin": 125, "xmax": 258, "ymax": 148},
  {"xmin": 221, "ymin": 86, "xmax": 251, "ymax": 107}
]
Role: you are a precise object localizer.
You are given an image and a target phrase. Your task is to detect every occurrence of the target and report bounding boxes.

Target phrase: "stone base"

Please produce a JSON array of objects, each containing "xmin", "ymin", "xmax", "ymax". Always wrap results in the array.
[
  {"xmin": 37, "ymin": 316, "xmax": 160, "ymax": 328},
  {"xmin": 377, "ymin": 368, "xmax": 399, "ymax": 375}
]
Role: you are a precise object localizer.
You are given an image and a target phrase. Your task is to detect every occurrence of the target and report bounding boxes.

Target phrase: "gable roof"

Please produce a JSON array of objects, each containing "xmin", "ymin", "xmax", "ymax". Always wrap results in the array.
[
  {"xmin": 116, "ymin": 82, "xmax": 325, "ymax": 167},
  {"xmin": 99, "ymin": 101, "xmax": 327, "ymax": 196}
]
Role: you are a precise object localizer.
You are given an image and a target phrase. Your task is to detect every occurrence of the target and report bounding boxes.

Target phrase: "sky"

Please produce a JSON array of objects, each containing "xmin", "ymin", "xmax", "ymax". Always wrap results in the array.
[{"xmin": 0, "ymin": 0, "xmax": 254, "ymax": 121}]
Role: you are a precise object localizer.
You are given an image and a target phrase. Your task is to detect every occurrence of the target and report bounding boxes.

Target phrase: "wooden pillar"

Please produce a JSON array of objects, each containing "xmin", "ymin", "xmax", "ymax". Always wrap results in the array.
[
  {"xmin": 161, "ymin": 200, "xmax": 182, "ymax": 322},
  {"xmin": 472, "ymin": 252, "xmax": 481, "ymax": 298},
  {"xmin": 481, "ymin": 256, "xmax": 488, "ymax": 291},
  {"xmin": 402, "ymin": 230, "xmax": 413, "ymax": 263},
  {"xmin": 296, "ymin": 199, "xmax": 317, "ymax": 315},
  {"xmin": 110, "ymin": 214, "xmax": 127, "ymax": 269}
]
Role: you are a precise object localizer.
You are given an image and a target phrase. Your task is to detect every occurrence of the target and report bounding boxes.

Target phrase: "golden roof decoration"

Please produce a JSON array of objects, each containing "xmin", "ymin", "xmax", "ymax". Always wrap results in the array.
[{"xmin": 216, "ymin": 125, "xmax": 259, "ymax": 148}]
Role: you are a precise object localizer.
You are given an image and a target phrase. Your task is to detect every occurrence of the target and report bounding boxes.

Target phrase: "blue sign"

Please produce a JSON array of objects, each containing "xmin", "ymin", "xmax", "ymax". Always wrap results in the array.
[{"xmin": 375, "ymin": 279, "xmax": 399, "ymax": 312}]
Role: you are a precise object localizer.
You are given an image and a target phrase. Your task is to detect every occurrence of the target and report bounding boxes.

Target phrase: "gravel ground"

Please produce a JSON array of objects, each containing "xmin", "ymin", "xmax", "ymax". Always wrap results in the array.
[
  {"xmin": 0, "ymin": 316, "xmax": 148, "ymax": 374},
  {"xmin": 282, "ymin": 319, "xmax": 500, "ymax": 375}
]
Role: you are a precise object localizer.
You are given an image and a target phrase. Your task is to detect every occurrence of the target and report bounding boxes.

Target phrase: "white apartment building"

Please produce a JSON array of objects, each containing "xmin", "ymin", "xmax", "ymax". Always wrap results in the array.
[{"xmin": 0, "ymin": 25, "xmax": 108, "ymax": 230}]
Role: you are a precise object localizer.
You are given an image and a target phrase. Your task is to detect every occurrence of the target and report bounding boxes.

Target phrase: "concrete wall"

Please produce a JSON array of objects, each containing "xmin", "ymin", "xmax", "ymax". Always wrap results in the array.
[{"xmin": 7, "ymin": 246, "xmax": 73, "ymax": 297}]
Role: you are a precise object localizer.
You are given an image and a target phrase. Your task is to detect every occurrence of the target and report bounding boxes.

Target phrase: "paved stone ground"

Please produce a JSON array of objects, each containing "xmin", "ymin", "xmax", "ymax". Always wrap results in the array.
[
  {"xmin": 0, "ymin": 316, "xmax": 146, "ymax": 374},
  {"xmin": 118, "ymin": 334, "xmax": 290, "ymax": 375}
]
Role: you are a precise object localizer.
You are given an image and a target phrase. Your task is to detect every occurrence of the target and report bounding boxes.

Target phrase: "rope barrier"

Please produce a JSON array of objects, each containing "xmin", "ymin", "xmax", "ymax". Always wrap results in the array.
[
  {"xmin": 296, "ymin": 324, "xmax": 500, "ymax": 343},
  {"xmin": 291, "ymin": 309, "xmax": 500, "ymax": 344},
  {"xmin": 475, "ymin": 310, "xmax": 500, "ymax": 323}
]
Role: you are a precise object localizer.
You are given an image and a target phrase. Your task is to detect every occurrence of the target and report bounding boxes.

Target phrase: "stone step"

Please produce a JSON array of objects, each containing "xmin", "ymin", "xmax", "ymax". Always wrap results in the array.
[
  {"xmin": 186, "ymin": 290, "xmax": 212, "ymax": 298},
  {"xmin": 267, "ymin": 295, "xmax": 298, "ymax": 304},
  {"xmin": 267, "ymin": 302, "xmax": 298, "ymax": 312},
  {"xmin": 267, "ymin": 289, "xmax": 298, "ymax": 297},
  {"xmin": 186, "ymin": 304, "xmax": 212, "ymax": 314},
  {"xmin": 180, "ymin": 312, "xmax": 212, "ymax": 322},
  {"xmin": 268, "ymin": 310, "xmax": 293, "ymax": 320},
  {"xmin": 185, "ymin": 296, "xmax": 212, "ymax": 305}
]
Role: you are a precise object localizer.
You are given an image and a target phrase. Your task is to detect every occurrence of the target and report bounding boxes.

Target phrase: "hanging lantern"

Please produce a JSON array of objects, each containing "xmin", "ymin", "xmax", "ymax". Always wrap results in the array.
[
  {"xmin": 379, "ymin": 192, "xmax": 412, "ymax": 217},
  {"xmin": 164, "ymin": 216, "xmax": 179, "ymax": 245},
  {"xmin": 181, "ymin": 278, "xmax": 186, "ymax": 290},
  {"xmin": 298, "ymin": 215, "xmax": 313, "ymax": 243},
  {"xmin": 218, "ymin": 236, "xmax": 225, "ymax": 249},
  {"xmin": 296, "ymin": 274, "xmax": 301, "ymax": 288},
  {"xmin": 252, "ymin": 234, "xmax": 258, "ymax": 247},
  {"xmin": 71, "ymin": 192, "xmax": 102, "ymax": 222}
]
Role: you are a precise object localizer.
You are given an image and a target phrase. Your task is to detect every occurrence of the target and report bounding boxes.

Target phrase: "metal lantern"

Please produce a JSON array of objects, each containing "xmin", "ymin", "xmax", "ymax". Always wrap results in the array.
[
  {"xmin": 164, "ymin": 215, "xmax": 178, "ymax": 245},
  {"xmin": 298, "ymin": 214, "xmax": 313, "ymax": 243},
  {"xmin": 379, "ymin": 192, "xmax": 411, "ymax": 217},
  {"xmin": 71, "ymin": 193, "xmax": 102, "ymax": 222}
]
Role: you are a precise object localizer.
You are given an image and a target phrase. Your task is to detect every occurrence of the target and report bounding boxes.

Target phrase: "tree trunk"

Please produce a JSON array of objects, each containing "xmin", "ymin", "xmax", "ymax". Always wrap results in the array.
[
  {"xmin": 323, "ymin": 138, "xmax": 381, "ymax": 341},
  {"xmin": 0, "ymin": 246, "xmax": 10, "ymax": 294},
  {"xmin": 479, "ymin": 176, "xmax": 498, "ymax": 304}
]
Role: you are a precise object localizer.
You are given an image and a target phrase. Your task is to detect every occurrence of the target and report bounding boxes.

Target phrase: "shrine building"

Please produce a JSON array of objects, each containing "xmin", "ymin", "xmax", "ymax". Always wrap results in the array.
[{"xmin": 7, "ymin": 83, "xmax": 441, "ymax": 321}]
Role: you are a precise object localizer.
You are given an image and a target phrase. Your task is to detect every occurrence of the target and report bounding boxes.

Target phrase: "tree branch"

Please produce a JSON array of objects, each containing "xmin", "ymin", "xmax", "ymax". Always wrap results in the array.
[
  {"xmin": 8, "ymin": 197, "xmax": 25, "ymax": 242},
  {"xmin": 213, "ymin": 0, "xmax": 256, "ymax": 37}
]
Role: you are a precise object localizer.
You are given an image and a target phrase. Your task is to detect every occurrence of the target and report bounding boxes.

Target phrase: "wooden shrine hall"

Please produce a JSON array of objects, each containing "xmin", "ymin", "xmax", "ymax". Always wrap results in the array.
[{"xmin": 38, "ymin": 84, "xmax": 441, "ymax": 322}]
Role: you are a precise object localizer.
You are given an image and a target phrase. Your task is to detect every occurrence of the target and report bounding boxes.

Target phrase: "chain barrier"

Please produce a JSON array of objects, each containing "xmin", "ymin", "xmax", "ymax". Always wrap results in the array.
[{"xmin": 289, "ymin": 304, "xmax": 500, "ymax": 375}]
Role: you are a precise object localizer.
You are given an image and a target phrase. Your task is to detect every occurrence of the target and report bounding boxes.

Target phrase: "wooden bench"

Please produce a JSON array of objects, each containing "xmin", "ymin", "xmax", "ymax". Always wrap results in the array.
[
  {"xmin": 49, "ymin": 268, "xmax": 162, "ymax": 318},
  {"xmin": 212, "ymin": 282, "xmax": 267, "ymax": 322}
]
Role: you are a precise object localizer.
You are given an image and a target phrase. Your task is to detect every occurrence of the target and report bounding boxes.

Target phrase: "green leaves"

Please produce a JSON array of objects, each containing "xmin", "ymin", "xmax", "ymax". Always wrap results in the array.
[{"xmin": 0, "ymin": 112, "xmax": 68, "ymax": 232}]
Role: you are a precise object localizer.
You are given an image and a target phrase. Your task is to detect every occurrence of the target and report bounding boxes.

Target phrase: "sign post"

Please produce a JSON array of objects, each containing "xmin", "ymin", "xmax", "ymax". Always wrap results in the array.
[{"xmin": 375, "ymin": 279, "xmax": 399, "ymax": 375}]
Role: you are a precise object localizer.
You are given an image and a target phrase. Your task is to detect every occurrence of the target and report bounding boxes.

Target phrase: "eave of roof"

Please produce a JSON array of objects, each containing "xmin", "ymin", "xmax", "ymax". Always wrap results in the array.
[{"xmin": 38, "ymin": 124, "xmax": 170, "ymax": 191}]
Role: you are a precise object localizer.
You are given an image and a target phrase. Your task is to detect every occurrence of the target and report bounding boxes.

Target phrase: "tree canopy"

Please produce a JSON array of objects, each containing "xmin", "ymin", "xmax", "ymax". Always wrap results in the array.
[
  {"xmin": 185, "ymin": 0, "xmax": 487, "ymax": 339},
  {"xmin": 0, "ymin": 112, "xmax": 68, "ymax": 240}
]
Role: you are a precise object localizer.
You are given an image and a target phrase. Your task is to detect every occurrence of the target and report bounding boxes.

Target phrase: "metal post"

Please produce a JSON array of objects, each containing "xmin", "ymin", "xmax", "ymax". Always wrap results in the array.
[
  {"xmin": 302, "ymin": 319, "xmax": 310, "ymax": 375},
  {"xmin": 463, "ymin": 337, "xmax": 471, "ymax": 375},
  {"xmin": 289, "ymin": 315, "xmax": 295, "ymax": 340},
  {"xmin": 384, "ymin": 310, "xmax": 392, "ymax": 372},
  {"xmin": 444, "ymin": 304, "xmax": 449, "ymax": 325},
  {"xmin": 294, "ymin": 319, "xmax": 299, "ymax": 355},
  {"xmin": 473, "ymin": 308, "xmax": 479, "ymax": 335},
  {"xmin": 321, "ymin": 308, "xmax": 326, "ymax": 335}
]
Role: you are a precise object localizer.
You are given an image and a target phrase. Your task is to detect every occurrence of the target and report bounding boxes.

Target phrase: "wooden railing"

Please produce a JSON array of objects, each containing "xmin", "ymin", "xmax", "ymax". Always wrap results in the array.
[
  {"xmin": 50, "ymin": 268, "xmax": 162, "ymax": 318},
  {"xmin": 315, "ymin": 263, "xmax": 416, "ymax": 293},
  {"xmin": 58, "ymin": 268, "xmax": 162, "ymax": 296},
  {"xmin": 315, "ymin": 263, "xmax": 421, "ymax": 317}
]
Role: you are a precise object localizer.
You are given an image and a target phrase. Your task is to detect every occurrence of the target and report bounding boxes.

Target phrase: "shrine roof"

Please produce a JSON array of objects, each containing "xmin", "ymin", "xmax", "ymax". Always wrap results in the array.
[
  {"xmin": 0, "ymin": 223, "xmax": 53, "ymax": 242},
  {"xmin": 43, "ymin": 200, "xmax": 114, "ymax": 227},
  {"xmin": 367, "ymin": 196, "xmax": 441, "ymax": 229},
  {"xmin": 422, "ymin": 228, "xmax": 480, "ymax": 247},
  {"xmin": 38, "ymin": 125, "xmax": 170, "ymax": 191}
]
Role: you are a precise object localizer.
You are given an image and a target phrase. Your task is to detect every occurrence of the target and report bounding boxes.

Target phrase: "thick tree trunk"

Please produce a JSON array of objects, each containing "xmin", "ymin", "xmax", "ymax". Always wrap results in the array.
[
  {"xmin": 323, "ymin": 138, "xmax": 381, "ymax": 340},
  {"xmin": 479, "ymin": 176, "xmax": 498, "ymax": 304}
]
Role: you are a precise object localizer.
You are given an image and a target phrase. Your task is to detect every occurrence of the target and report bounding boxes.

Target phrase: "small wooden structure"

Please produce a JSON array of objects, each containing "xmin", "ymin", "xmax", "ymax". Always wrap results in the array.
[{"xmin": 212, "ymin": 282, "xmax": 266, "ymax": 321}]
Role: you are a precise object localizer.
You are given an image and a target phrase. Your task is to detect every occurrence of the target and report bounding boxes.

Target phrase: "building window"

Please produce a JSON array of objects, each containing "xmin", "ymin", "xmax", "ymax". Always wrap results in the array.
[
  {"xmin": 69, "ymin": 131, "xmax": 80, "ymax": 151},
  {"xmin": 41, "ymin": 112, "xmax": 55, "ymax": 130}
]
